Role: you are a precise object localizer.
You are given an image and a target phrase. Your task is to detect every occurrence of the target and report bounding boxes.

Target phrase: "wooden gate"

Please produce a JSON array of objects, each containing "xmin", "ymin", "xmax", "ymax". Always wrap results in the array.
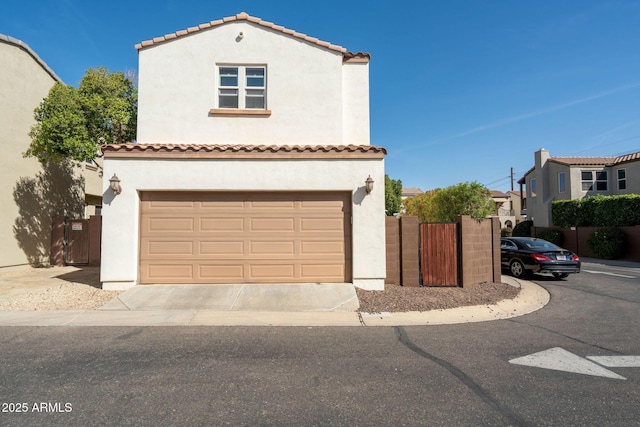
[
  {"xmin": 420, "ymin": 223, "xmax": 459, "ymax": 286},
  {"xmin": 65, "ymin": 219, "xmax": 90, "ymax": 265}
]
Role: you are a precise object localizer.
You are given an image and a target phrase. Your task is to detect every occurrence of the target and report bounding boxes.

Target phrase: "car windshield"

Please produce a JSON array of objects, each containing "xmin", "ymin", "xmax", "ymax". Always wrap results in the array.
[{"xmin": 522, "ymin": 239, "xmax": 561, "ymax": 251}]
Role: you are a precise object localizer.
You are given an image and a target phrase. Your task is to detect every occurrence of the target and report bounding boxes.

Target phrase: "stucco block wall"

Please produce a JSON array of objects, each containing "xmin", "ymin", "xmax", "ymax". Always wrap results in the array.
[
  {"xmin": 101, "ymin": 157, "xmax": 386, "ymax": 289},
  {"xmin": 458, "ymin": 216, "xmax": 500, "ymax": 287},
  {"xmin": 137, "ymin": 21, "xmax": 368, "ymax": 146},
  {"xmin": 399, "ymin": 216, "xmax": 420, "ymax": 287},
  {"xmin": 385, "ymin": 217, "xmax": 400, "ymax": 286}
]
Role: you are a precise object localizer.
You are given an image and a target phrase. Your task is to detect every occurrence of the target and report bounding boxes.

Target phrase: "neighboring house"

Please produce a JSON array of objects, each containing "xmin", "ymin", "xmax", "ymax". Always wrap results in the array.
[
  {"xmin": 401, "ymin": 187, "xmax": 423, "ymax": 200},
  {"xmin": 517, "ymin": 148, "xmax": 640, "ymax": 227},
  {"xmin": 507, "ymin": 190, "xmax": 526, "ymax": 224},
  {"xmin": 490, "ymin": 190, "xmax": 515, "ymax": 230},
  {"xmin": 100, "ymin": 12, "xmax": 386, "ymax": 290},
  {"xmin": 0, "ymin": 34, "xmax": 102, "ymax": 270}
]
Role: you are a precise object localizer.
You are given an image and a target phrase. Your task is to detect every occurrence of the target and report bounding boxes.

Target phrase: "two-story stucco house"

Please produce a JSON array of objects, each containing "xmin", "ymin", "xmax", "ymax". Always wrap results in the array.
[
  {"xmin": 100, "ymin": 13, "xmax": 386, "ymax": 290},
  {"xmin": 518, "ymin": 148, "xmax": 640, "ymax": 227},
  {"xmin": 1, "ymin": 34, "xmax": 102, "ymax": 271}
]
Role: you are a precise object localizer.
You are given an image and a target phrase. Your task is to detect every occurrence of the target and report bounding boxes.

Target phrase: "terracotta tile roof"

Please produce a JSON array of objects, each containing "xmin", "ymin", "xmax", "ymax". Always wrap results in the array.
[
  {"xmin": 135, "ymin": 12, "xmax": 370, "ymax": 62},
  {"xmin": 401, "ymin": 188, "xmax": 423, "ymax": 197},
  {"xmin": 491, "ymin": 190, "xmax": 509, "ymax": 198},
  {"xmin": 615, "ymin": 151, "xmax": 640, "ymax": 164},
  {"xmin": 549, "ymin": 156, "xmax": 616, "ymax": 166},
  {"xmin": 102, "ymin": 143, "xmax": 386, "ymax": 159}
]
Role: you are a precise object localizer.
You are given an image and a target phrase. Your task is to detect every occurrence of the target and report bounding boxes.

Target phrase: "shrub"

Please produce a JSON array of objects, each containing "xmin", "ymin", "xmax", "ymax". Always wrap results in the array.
[
  {"xmin": 501, "ymin": 228, "xmax": 512, "ymax": 237},
  {"xmin": 587, "ymin": 227, "xmax": 626, "ymax": 259},
  {"xmin": 512, "ymin": 220, "xmax": 533, "ymax": 237},
  {"xmin": 536, "ymin": 229, "xmax": 564, "ymax": 246},
  {"xmin": 552, "ymin": 200, "xmax": 578, "ymax": 227}
]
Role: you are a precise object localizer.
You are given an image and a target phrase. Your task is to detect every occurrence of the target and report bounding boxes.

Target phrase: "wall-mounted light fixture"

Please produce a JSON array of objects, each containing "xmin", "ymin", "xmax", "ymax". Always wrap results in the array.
[
  {"xmin": 109, "ymin": 174, "xmax": 122, "ymax": 195},
  {"xmin": 365, "ymin": 175, "xmax": 374, "ymax": 194}
]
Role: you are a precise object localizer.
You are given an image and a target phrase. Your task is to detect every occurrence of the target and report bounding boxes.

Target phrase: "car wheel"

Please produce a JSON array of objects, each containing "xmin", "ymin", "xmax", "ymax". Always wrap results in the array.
[
  {"xmin": 552, "ymin": 273, "xmax": 569, "ymax": 279},
  {"xmin": 510, "ymin": 260, "xmax": 526, "ymax": 278}
]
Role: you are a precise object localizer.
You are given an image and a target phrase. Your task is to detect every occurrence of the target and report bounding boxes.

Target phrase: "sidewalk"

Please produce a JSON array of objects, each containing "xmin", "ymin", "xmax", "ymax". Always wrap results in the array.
[{"xmin": 0, "ymin": 276, "xmax": 548, "ymax": 327}]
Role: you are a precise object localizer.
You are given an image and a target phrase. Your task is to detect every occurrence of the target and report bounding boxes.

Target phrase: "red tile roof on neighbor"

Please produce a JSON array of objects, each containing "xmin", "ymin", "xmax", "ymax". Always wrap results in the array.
[
  {"xmin": 401, "ymin": 188, "xmax": 423, "ymax": 197},
  {"xmin": 135, "ymin": 12, "xmax": 370, "ymax": 62},
  {"xmin": 491, "ymin": 190, "xmax": 509, "ymax": 198},
  {"xmin": 102, "ymin": 143, "xmax": 386, "ymax": 158}
]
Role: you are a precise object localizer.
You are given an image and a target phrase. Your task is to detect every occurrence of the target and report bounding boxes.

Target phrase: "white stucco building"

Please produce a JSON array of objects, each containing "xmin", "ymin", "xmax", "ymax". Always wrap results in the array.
[{"xmin": 101, "ymin": 12, "xmax": 386, "ymax": 290}]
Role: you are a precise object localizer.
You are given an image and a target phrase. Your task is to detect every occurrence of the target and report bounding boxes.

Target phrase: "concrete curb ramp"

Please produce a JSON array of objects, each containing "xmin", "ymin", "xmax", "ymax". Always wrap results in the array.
[{"xmin": 0, "ymin": 276, "xmax": 548, "ymax": 327}]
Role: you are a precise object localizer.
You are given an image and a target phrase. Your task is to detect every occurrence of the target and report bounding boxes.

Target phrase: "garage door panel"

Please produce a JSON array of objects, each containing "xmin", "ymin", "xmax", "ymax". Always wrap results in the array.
[
  {"xmin": 148, "ymin": 217, "xmax": 195, "ymax": 232},
  {"xmin": 200, "ymin": 241, "xmax": 244, "ymax": 255},
  {"xmin": 250, "ymin": 264, "xmax": 296, "ymax": 279},
  {"xmin": 200, "ymin": 217, "xmax": 245, "ymax": 231},
  {"xmin": 250, "ymin": 218, "xmax": 295, "ymax": 231},
  {"xmin": 145, "ymin": 241, "xmax": 194, "ymax": 256},
  {"xmin": 147, "ymin": 264, "xmax": 194, "ymax": 280},
  {"xmin": 300, "ymin": 241, "xmax": 344, "ymax": 255},
  {"xmin": 140, "ymin": 191, "xmax": 351, "ymax": 284},
  {"xmin": 250, "ymin": 241, "xmax": 295, "ymax": 255},
  {"xmin": 300, "ymin": 217, "xmax": 344, "ymax": 231},
  {"xmin": 199, "ymin": 264, "xmax": 244, "ymax": 280}
]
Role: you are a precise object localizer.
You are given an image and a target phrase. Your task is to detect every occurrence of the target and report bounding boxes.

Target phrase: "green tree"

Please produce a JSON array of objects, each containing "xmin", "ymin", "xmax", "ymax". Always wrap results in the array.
[
  {"xmin": 404, "ymin": 189, "xmax": 441, "ymax": 222},
  {"xmin": 433, "ymin": 181, "xmax": 495, "ymax": 221},
  {"xmin": 405, "ymin": 181, "xmax": 494, "ymax": 222},
  {"xmin": 384, "ymin": 175, "xmax": 402, "ymax": 215},
  {"xmin": 25, "ymin": 67, "xmax": 137, "ymax": 164}
]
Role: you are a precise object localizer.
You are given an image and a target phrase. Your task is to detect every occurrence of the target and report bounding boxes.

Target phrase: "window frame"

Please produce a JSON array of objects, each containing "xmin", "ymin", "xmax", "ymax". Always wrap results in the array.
[
  {"xmin": 617, "ymin": 168, "xmax": 627, "ymax": 191},
  {"xmin": 558, "ymin": 172, "xmax": 566, "ymax": 193},
  {"xmin": 530, "ymin": 178, "xmax": 537, "ymax": 197},
  {"xmin": 581, "ymin": 170, "xmax": 608, "ymax": 192},
  {"xmin": 215, "ymin": 64, "xmax": 267, "ymax": 111}
]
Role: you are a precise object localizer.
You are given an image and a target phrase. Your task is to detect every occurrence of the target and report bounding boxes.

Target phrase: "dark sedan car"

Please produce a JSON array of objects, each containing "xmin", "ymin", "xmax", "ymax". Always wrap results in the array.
[{"xmin": 500, "ymin": 237, "xmax": 581, "ymax": 279}]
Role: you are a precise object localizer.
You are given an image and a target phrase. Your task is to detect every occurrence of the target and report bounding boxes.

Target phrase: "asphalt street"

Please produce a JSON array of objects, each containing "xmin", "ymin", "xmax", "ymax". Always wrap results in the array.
[{"xmin": 1, "ymin": 260, "xmax": 638, "ymax": 426}]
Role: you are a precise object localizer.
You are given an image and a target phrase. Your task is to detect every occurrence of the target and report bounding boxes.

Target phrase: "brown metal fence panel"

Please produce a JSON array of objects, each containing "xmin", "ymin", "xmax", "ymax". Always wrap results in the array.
[
  {"xmin": 65, "ymin": 219, "xmax": 90, "ymax": 265},
  {"xmin": 420, "ymin": 223, "xmax": 459, "ymax": 286}
]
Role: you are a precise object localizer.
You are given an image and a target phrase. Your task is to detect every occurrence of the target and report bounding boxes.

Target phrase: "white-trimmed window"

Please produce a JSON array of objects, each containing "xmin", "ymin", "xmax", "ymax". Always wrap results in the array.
[
  {"xmin": 618, "ymin": 168, "xmax": 627, "ymax": 190},
  {"xmin": 558, "ymin": 172, "xmax": 566, "ymax": 193},
  {"xmin": 530, "ymin": 178, "xmax": 537, "ymax": 197},
  {"xmin": 581, "ymin": 170, "xmax": 608, "ymax": 192},
  {"xmin": 218, "ymin": 65, "xmax": 266, "ymax": 109}
]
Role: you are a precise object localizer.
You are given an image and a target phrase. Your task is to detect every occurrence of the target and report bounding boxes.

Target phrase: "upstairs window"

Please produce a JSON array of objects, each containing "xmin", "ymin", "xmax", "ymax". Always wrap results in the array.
[
  {"xmin": 581, "ymin": 170, "xmax": 608, "ymax": 192},
  {"xmin": 218, "ymin": 66, "xmax": 266, "ymax": 110},
  {"xmin": 530, "ymin": 178, "xmax": 537, "ymax": 197},
  {"xmin": 558, "ymin": 172, "xmax": 566, "ymax": 193},
  {"xmin": 618, "ymin": 168, "xmax": 627, "ymax": 190}
]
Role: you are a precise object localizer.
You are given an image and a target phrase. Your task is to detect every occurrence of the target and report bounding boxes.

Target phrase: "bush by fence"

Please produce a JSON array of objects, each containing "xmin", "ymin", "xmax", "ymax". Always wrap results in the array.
[
  {"xmin": 552, "ymin": 194, "xmax": 640, "ymax": 227},
  {"xmin": 587, "ymin": 227, "xmax": 626, "ymax": 259},
  {"xmin": 536, "ymin": 229, "xmax": 564, "ymax": 246}
]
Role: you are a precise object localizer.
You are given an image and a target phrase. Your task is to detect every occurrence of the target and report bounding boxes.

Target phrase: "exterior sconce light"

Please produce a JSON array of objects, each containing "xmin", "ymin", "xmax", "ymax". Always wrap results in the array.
[
  {"xmin": 365, "ymin": 175, "xmax": 374, "ymax": 194},
  {"xmin": 109, "ymin": 174, "xmax": 122, "ymax": 195}
]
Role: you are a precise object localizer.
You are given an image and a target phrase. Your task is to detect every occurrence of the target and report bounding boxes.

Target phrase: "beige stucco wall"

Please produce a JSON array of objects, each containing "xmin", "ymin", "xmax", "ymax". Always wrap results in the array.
[
  {"xmin": 101, "ymin": 157, "xmax": 386, "ymax": 290},
  {"xmin": 0, "ymin": 37, "xmax": 101, "ymax": 269},
  {"xmin": 0, "ymin": 38, "xmax": 60, "ymax": 268},
  {"xmin": 137, "ymin": 21, "xmax": 369, "ymax": 146}
]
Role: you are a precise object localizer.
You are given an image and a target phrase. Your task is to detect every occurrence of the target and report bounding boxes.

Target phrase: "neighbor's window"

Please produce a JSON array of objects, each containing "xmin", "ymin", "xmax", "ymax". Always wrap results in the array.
[
  {"xmin": 618, "ymin": 168, "xmax": 627, "ymax": 190},
  {"xmin": 581, "ymin": 170, "xmax": 608, "ymax": 192},
  {"xmin": 530, "ymin": 178, "xmax": 537, "ymax": 197},
  {"xmin": 558, "ymin": 172, "xmax": 566, "ymax": 193},
  {"xmin": 218, "ymin": 65, "xmax": 266, "ymax": 109}
]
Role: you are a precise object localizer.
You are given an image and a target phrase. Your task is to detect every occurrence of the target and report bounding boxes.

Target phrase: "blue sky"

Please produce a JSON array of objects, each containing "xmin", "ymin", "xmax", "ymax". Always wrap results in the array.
[{"xmin": 3, "ymin": 1, "xmax": 640, "ymax": 192}]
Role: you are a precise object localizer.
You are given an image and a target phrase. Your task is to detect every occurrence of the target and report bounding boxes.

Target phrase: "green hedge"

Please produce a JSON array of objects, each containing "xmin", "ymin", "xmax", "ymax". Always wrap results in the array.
[
  {"xmin": 512, "ymin": 220, "xmax": 533, "ymax": 237},
  {"xmin": 552, "ymin": 195, "xmax": 640, "ymax": 227},
  {"xmin": 536, "ymin": 229, "xmax": 564, "ymax": 246},
  {"xmin": 587, "ymin": 227, "xmax": 626, "ymax": 259}
]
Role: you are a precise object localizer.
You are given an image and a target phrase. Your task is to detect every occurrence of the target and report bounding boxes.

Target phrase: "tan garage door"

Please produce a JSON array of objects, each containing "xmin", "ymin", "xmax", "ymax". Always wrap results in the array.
[{"xmin": 139, "ymin": 192, "xmax": 352, "ymax": 284}]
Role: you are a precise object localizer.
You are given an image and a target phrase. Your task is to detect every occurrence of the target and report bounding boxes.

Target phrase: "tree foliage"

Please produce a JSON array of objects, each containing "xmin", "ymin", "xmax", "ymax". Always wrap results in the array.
[
  {"xmin": 25, "ymin": 67, "xmax": 137, "ymax": 164},
  {"xmin": 404, "ymin": 181, "xmax": 495, "ymax": 222},
  {"xmin": 384, "ymin": 175, "xmax": 402, "ymax": 215}
]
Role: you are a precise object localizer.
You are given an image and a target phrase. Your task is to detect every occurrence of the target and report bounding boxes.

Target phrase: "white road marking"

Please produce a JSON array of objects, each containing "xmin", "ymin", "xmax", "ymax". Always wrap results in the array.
[
  {"xmin": 509, "ymin": 347, "xmax": 626, "ymax": 380},
  {"xmin": 587, "ymin": 356, "xmax": 640, "ymax": 368},
  {"xmin": 582, "ymin": 270, "xmax": 636, "ymax": 279}
]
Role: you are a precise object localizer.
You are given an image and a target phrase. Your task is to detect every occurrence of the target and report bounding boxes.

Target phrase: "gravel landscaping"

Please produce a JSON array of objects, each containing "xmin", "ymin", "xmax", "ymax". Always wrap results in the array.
[{"xmin": 0, "ymin": 267, "xmax": 519, "ymax": 312}]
